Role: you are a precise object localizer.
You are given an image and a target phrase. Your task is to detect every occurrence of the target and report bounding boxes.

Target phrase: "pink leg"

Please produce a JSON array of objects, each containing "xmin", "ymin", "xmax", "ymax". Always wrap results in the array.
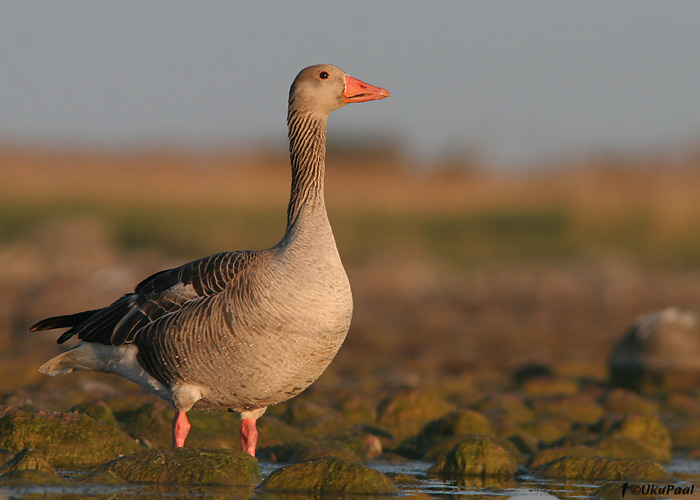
[
  {"xmin": 240, "ymin": 418, "xmax": 258, "ymax": 457},
  {"xmin": 172, "ymin": 411, "xmax": 191, "ymax": 448}
]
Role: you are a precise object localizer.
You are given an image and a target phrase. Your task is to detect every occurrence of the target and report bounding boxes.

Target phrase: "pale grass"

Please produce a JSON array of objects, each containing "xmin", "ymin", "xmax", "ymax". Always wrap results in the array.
[{"xmin": 3, "ymin": 145, "xmax": 700, "ymax": 265}]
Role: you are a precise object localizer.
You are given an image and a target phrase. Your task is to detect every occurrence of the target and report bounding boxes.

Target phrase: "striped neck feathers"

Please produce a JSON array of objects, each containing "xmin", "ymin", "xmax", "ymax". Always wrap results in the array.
[{"xmin": 286, "ymin": 108, "xmax": 328, "ymax": 229}]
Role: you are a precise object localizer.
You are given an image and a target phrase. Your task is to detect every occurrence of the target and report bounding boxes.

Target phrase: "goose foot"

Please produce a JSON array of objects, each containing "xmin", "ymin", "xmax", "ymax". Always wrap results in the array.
[
  {"xmin": 240, "ymin": 418, "xmax": 258, "ymax": 457},
  {"xmin": 172, "ymin": 411, "xmax": 191, "ymax": 448}
]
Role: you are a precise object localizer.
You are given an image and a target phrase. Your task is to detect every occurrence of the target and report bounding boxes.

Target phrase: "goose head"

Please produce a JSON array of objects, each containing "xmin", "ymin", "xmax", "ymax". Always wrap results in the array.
[{"xmin": 289, "ymin": 64, "xmax": 389, "ymax": 118}]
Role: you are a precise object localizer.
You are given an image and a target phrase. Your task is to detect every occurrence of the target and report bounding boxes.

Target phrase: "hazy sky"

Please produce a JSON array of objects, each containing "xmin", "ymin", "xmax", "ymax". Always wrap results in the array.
[{"xmin": 2, "ymin": 2, "xmax": 700, "ymax": 167}]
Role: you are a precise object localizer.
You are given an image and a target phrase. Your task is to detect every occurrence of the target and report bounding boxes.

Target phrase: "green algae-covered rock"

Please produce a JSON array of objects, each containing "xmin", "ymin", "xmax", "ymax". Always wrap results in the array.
[
  {"xmin": 114, "ymin": 402, "xmax": 173, "ymax": 448},
  {"xmin": 535, "ymin": 455, "xmax": 668, "ymax": 481},
  {"xmin": 282, "ymin": 400, "xmax": 347, "ymax": 437},
  {"xmin": 0, "ymin": 448, "xmax": 12, "ymax": 467},
  {"xmin": 0, "ymin": 469, "xmax": 68, "ymax": 486},
  {"xmin": 258, "ymin": 438, "xmax": 363, "ymax": 463},
  {"xmin": 531, "ymin": 394, "xmax": 605, "ymax": 426},
  {"xmin": 521, "ymin": 376, "xmax": 580, "ymax": 397},
  {"xmin": 613, "ymin": 414, "xmax": 671, "ymax": 463},
  {"xmin": 116, "ymin": 402, "xmax": 239, "ymax": 449},
  {"xmin": 530, "ymin": 445, "xmax": 600, "ymax": 469},
  {"xmin": 325, "ymin": 429, "xmax": 384, "ymax": 461},
  {"xmin": 416, "ymin": 409, "xmax": 492, "ymax": 456},
  {"xmin": 0, "ymin": 447, "xmax": 54, "ymax": 474},
  {"xmin": 429, "ymin": 435, "xmax": 517, "ymax": 478},
  {"xmin": 80, "ymin": 469, "xmax": 129, "ymax": 485},
  {"xmin": 601, "ymin": 388, "xmax": 659, "ymax": 416},
  {"xmin": 0, "ymin": 411, "xmax": 140, "ymax": 469},
  {"xmin": 91, "ymin": 448, "xmax": 260, "ymax": 486},
  {"xmin": 337, "ymin": 394, "xmax": 377, "ymax": 427},
  {"xmin": 70, "ymin": 399, "xmax": 120, "ymax": 428},
  {"xmin": 669, "ymin": 419, "xmax": 700, "ymax": 451},
  {"xmin": 377, "ymin": 388, "xmax": 455, "ymax": 442},
  {"xmin": 478, "ymin": 393, "xmax": 533, "ymax": 425},
  {"xmin": 520, "ymin": 416, "xmax": 571, "ymax": 446},
  {"xmin": 255, "ymin": 416, "xmax": 304, "ymax": 449},
  {"xmin": 595, "ymin": 434, "xmax": 662, "ymax": 462},
  {"xmin": 260, "ymin": 458, "xmax": 398, "ymax": 494}
]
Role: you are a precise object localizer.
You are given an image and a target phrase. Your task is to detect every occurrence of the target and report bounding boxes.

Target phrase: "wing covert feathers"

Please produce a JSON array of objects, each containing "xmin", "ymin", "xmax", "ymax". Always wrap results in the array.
[{"xmin": 29, "ymin": 251, "xmax": 258, "ymax": 347}]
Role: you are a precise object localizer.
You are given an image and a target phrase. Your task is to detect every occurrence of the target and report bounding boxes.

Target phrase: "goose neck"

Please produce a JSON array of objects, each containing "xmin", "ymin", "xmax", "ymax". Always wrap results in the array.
[{"xmin": 285, "ymin": 110, "xmax": 328, "ymax": 230}]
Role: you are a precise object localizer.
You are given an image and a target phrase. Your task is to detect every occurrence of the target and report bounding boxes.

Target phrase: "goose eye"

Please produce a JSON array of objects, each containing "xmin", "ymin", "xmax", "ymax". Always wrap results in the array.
[{"xmin": 319, "ymin": 71, "xmax": 330, "ymax": 80}]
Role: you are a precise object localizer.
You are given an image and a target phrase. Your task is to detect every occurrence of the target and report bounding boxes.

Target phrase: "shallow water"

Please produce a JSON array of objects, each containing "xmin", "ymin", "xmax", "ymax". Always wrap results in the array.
[{"xmin": 2, "ymin": 457, "xmax": 699, "ymax": 500}]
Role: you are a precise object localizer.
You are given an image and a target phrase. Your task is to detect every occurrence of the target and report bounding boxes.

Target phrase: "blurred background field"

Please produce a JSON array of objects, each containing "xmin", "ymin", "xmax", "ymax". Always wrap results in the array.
[{"xmin": 2, "ymin": 144, "xmax": 700, "ymax": 404}]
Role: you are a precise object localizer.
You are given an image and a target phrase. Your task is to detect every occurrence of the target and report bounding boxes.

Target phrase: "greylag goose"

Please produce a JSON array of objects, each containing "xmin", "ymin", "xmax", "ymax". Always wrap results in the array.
[{"xmin": 29, "ymin": 64, "xmax": 389, "ymax": 457}]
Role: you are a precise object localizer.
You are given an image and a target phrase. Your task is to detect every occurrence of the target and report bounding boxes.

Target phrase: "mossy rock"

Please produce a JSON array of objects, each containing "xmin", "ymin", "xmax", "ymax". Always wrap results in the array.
[
  {"xmin": 282, "ymin": 400, "xmax": 347, "ymax": 437},
  {"xmin": 116, "ymin": 402, "xmax": 240, "ymax": 449},
  {"xmin": 377, "ymin": 388, "xmax": 455, "ymax": 442},
  {"xmin": 601, "ymin": 388, "xmax": 659, "ymax": 416},
  {"xmin": 80, "ymin": 469, "xmax": 129, "ymax": 485},
  {"xmin": 114, "ymin": 402, "xmax": 173, "ymax": 448},
  {"xmin": 0, "ymin": 411, "xmax": 141, "ymax": 469},
  {"xmin": 258, "ymin": 438, "xmax": 363, "ymax": 463},
  {"xmin": 669, "ymin": 419, "xmax": 700, "ymax": 450},
  {"xmin": 423, "ymin": 435, "xmax": 476, "ymax": 462},
  {"xmin": 255, "ymin": 415, "xmax": 305, "ymax": 449},
  {"xmin": 0, "ymin": 448, "xmax": 54, "ymax": 474},
  {"xmin": 478, "ymin": 393, "xmax": 533, "ymax": 425},
  {"xmin": 535, "ymin": 455, "xmax": 668, "ymax": 481},
  {"xmin": 416, "ymin": 409, "xmax": 492, "ymax": 456},
  {"xmin": 594, "ymin": 434, "xmax": 662, "ymax": 462},
  {"xmin": 530, "ymin": 445, "xmax": 600, "ymax": 469},
  {"xmin": 521, "ymin": 376, "xmax": 580, "ymax": 397},
  {"xmin": 604, "ymin": 414, "xmax": 671, "ymax": 463},
  {"xmin": 260, "ymin": 458, "xmax": 398, "ymax": 494},
  {"xmin": 531, "ymin": 394, "xmax": 605, "ymax": 426},
  {"xmin": 0, "ymin": 469, "xmax": 68, "ymax": 486},
  {"xmin": 336, "ymin": 395, "xmax": 377, "ymax": 426},
  {"xmin": 0, "ymin": 448, "xmax": 14, "ymax": 467},
  {"xmin": 324, "ymin": 428, "xmax": 384, "ymax": 461},
  {"xmin": 665, "ymin": 392, "xmax": 700, "ymax": 418},
  {"xmin": 69, "ymin": 399, "xmax": 120, "ymax": 428},
  {"xmin": 429, "ymin": 434, "xmax": 517, "ymax": 478},
  {"xmin": 520, "ymin": 416, "xmax": 571, "ymax": 446},
  {"xmin": 91, "ymin": 448, "xmax": 260, "ymax": 485}
]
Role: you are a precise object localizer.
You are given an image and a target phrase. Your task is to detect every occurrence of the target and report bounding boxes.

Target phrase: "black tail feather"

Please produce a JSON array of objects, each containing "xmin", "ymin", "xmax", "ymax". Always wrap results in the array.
[{"xmin": 29, "ymin": 310, "xmax": 98, "ymax": 333}]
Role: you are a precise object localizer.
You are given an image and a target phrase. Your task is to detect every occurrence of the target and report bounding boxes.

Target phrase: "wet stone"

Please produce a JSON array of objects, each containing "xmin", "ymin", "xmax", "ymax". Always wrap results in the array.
[
  {"xmin": 281, "ymin": 399, "xmax": 347, "ymax": 437},
  {"xmin": 478, "ymin": 393, "xmax": 534, "ymax": 426},
  {"xmin": 0, "ymin": 447, "xmax": 54, "ymax": 474},
  {"xmin": 609, "ymin": 307, "xmax": 700, "ymax": 394},
  {"xmin": 416, "ymin": 409, "xmax": 493, "ymax": 456},
  {"xmin": 602, "ymin": 413, "xmax": 672, "ymax": 463},
  {"xmin": 115, "ymin": 402, "xmax": 239, "ymax": 449},
  {"xmin": 258, "ymin": 438, "xmax": 363, "ymax": 463},
  {"xmin": 534, "ymin": 455, "xmax": 668, "ymax": 481},
  {"xmin": 519, "ymin": 416, "xmax": 571, "ymax": 447},
  {"xmin": 377, "ymin": 388, "xmax": 456, "ymax": 442},
  {"xmin": 531, "ymin": 393, "xmax": 605, "ymax": 426},
  {"xmin": 530, "ymin": 445, "xmax": 600, "ymax": 469},
  {"xmin": 0, "ymin": 469, "xmax": 68, "ymax": 486},
  {"xmin": 429, "ymin": 434, "xmax": 517, "ymax": 478},
  {"xmin": 0, "ymin": 411, "xmax": 141, "ymax": 469},
  {"xmin": 521, "ymin": 376, "xmax": 580, "ymax": 397},
  {"xmin": 69, "ymin": 399, "xmax": 120, "ymax": 428},
  {"xmin": 259, "ymin": 458, "xmax": 398, "ymax": 494},
  {"xmin": 90, "ymin": 448, "xmax": 260, "ymax": 486},
  {"xmin": 255, "ymin": 415, "xmax": 305, "ymax": 449},
  {"xmin": 601, "ymin": 388, "xmax": 660, "ymax": 416},
  {"xmin": 336, "ymin": 394, "xmax": 377, "ymax": 426}
]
